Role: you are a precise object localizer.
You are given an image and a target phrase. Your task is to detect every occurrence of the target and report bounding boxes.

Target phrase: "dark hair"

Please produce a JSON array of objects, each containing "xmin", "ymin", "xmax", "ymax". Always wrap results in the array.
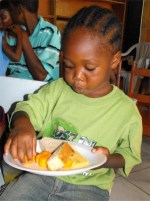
[
  {"xmin": 62, "ymin": 5, "xmax": 122, "ymax": 54},
  {"xmin": 0, "ymin": 1, "xmax": 10, "ymax": 10},
  {"xmin": 8, "ymin": 0, "xmax": 39, "ymax": 13}
]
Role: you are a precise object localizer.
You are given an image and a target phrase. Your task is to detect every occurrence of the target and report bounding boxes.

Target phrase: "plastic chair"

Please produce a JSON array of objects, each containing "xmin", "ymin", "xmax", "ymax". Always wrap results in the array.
[
  {"xmin": 121, "ymin": 42, "xmax": 150, "ymax": 93},
  {"xmin": 128, "ymin": 61, "xmax": 150, "ymax": 136}
]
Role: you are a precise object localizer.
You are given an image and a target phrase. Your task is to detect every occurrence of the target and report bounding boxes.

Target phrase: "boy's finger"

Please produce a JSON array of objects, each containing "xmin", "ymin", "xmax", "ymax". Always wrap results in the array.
[
  {"xmin": 17, "ymin": 149, "xmax": 26, "ymax": 164},
  {"xmin": 9, "ymin": 140, "xmax": 19, "ymax": 160},
  {"xmin": 4, "ymin": 138, "xmax": 12, "ymax": 155},
  {"xmin": 25, "ymin": 139, "xmax": 35, "ymax": 162},
  {"xmin": 32, "ymin": 137, "xmax": 36, "ymax": 156}
]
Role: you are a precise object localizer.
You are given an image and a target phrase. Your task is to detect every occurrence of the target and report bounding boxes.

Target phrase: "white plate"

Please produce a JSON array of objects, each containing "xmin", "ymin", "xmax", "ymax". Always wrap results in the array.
[{"xmin": 3, "ymin": 140, "xmax": 107, "ymax": 176}]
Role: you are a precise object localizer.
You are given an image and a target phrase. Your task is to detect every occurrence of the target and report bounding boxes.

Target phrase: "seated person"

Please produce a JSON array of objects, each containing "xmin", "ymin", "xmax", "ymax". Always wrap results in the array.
[
  {"xmin": 0, "ymin": 106, "xmax": 5, "ymax": 140},
  {"xmin": 0, "ymin": 0, "xmax": 23, "ymax": 77},
  {"xmin": 0, "ymin": 106, "xmax": 22, "ymax": 189},
  {"xmin": 1, "ymin": 6, "xmax": 142, "ymax": 201},
  {"xmin": 0, "ymin": 31, "xmax": 9, "ymax": 76},
  {"xmin": 6, "ymin": 0, "xmax": 61, "ymax": 82},
  {"xmin": 0, "ymin": 106, "xmax": 6, "ymax": 188}
]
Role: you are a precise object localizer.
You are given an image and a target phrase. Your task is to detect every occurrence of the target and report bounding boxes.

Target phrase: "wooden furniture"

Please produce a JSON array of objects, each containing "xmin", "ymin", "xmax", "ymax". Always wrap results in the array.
[
  {"xmin": 128, "ymin": 61, "xmax": 150, "ymax": 136},
  {"xmin": 38, "ymin": 0, "xmax": 126, "ymax": 37},
  {"xmin": 121, "ymin": 42, "xmax": 150, "ymax": 94},
  {"xmin": 140, "ymin": 0, "xmax": 150, "ymax": 42}
]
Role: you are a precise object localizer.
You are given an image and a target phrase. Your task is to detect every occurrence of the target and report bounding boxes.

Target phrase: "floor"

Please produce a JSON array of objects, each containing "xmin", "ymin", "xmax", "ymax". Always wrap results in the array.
[{"xmin": 110, "ymin": 136, "xmax": 150, "ymax": 201}]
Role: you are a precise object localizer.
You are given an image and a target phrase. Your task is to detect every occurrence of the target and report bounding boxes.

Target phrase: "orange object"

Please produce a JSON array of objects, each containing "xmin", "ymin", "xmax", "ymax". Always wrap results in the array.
[{"xmin": 35, "ymin": 151, "xmax": 51, "ymax": 168}]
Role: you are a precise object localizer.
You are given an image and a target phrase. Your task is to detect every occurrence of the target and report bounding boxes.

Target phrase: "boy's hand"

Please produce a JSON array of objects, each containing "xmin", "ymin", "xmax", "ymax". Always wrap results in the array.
[
  {"xmin": 92, "ymin": 146, "xmax": 125, "ymax": 170},
  {"xmin": 91, "ymin": 146, "xmax": 110, "ymax": 170},
  {"xmin": 4, "ymin": 125, "xmax": 36, "ymax": 164},
  {"xmin": 8, "ymin": 25, "xmax": 22, "ymax": 37},
  {"xmin": 92, "ymin": 146, "xmax": 110, "ymax": 158}
]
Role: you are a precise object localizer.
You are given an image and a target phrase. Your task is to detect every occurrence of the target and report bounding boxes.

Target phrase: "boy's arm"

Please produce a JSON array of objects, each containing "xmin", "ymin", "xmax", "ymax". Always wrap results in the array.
[
  {"xmin": 21, "ymin": 31, "xmax": 48, "ymax": 81},
  {"xmin": 2, "ymin": 25, "xmax": 23, "ymax": 62},
  {"xmin": 4, "ymin": 111, "xmax": 37, "ymax": 164},
  {"xmin": 92, "ymin": 147, "xmax": 125, "ymax": 169}
]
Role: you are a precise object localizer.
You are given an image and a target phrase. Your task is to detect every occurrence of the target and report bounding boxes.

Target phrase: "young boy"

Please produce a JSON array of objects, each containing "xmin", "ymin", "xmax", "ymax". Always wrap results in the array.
[
  {"xmin": 5, "ymin": 0, "xmax": 61, "ymax": 81},
  {"xmin": 1, "ymin": 5, "xmax": 142, "ymax": 201},
  {"xmin": 0, "ymin": 1, "xmax": 22, "ymax": 75}
]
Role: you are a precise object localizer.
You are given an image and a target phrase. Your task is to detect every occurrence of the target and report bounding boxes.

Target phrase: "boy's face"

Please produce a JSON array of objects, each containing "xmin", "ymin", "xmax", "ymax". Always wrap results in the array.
[
  {"xmin": 62, "ymin": 29, "xmax": 121, "ymax": 98},
  {"xmin": 9, "ymin": 3, "xmax": 24, "ymax": 25},
  {"xmin": 0, "ymin": 9, "xmax": 13, "ymax": 30}
]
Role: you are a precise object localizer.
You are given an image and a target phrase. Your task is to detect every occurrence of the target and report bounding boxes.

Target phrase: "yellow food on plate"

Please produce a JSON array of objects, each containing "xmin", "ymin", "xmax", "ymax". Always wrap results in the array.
[
  {"xmin": 47, "ymin": 142, "xmax": 89, "ymax": 171},
  {"xmin": 24, "ymin": 141, "xmax": 89, "ymax": 171},
  {"xmin": 35, "ymin": 151, "xmax": 51, "ymax": 168}
]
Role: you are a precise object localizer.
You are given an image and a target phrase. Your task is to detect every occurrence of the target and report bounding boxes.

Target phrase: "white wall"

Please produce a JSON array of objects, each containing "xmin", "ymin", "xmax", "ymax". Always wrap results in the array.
[{"xmin": 0, "ymin": 76, "xmax": 46, "ymax": 112}]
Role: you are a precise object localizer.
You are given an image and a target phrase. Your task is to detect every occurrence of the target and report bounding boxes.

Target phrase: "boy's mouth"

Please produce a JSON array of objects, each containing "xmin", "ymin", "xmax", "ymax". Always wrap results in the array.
[{"xmin": 73, "ymin": 85, "xmax": 84, "ymax": 93}]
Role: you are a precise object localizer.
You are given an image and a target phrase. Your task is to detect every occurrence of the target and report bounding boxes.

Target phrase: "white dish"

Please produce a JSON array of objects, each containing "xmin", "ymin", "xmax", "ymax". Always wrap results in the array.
[{"xmin": 3, "ymin": 140, "xmax": 107, "ymax": 176}]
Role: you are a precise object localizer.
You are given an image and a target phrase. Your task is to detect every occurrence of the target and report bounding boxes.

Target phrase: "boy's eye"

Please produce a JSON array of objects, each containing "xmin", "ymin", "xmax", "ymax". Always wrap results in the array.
[
  {"xmin": 63, "ymin": 62, "xmax": 74, "ymax": 69},
  {"xmin": 86, "ymin": 67, "xmax": 96, "ymax": 71}
]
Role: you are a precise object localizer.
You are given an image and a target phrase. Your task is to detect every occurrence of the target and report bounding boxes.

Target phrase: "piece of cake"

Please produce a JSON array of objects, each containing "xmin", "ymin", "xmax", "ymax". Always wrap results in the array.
[
  {"xmin": 39, "ymin": 137, "xmax": 63, "ymax": 153},
  {"xmin": 47, "ymin": 142, "xmax": 89, "ymax": 171}
]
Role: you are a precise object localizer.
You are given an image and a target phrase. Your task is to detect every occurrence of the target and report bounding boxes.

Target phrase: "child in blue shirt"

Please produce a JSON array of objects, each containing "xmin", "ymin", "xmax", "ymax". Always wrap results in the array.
[
  {"xmin": 5, "ymin": 0, "xmax": 61, "ymax": 81},
  {"xmin": 0, "ymin": 1, "xmax": 23, "ymax": 76},
  {"xmin": 0, "ymin": 32, "xmax": 9, "ymax": 76}
]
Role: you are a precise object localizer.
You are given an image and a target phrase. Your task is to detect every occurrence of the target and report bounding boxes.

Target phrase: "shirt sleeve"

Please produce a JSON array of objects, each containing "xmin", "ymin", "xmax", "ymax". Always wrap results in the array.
[
  {"xmin": 114, "ymin": 117, "xmax": 142, "ymax": 177},
  {"xmin": 9, "ymin": 79, "xmax": 64, "ymax": 132},
  {"xmin": 35, "ymin": 27, "xmax": 61, "ymax": 82}
]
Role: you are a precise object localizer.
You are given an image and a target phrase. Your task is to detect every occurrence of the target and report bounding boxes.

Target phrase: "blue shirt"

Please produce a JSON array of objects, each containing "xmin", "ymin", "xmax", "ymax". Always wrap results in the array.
[
  {"xmin": 0, "ymin": 32, "xmax": 10, "ymax": 76},
  {"xmin": 7, "ymin": 17, "xmax": 61, "ymax": 81}
]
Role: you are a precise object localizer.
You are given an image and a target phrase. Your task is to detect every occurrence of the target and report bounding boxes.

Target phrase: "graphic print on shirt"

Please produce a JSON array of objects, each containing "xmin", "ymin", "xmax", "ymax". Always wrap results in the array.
[{"xmin": 44, "ymin": 118, "xmax": 96, "ymax": 148}]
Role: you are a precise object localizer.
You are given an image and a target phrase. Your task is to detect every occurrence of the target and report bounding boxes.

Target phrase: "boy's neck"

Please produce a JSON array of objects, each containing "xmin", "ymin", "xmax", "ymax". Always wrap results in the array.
[
  {"xmin": 85, "ymin": 84, "xmax": 113, "ymax": 98},
  {"xmin": 24, "ymin": 12, "xmax": 39, "ymax": 36}
]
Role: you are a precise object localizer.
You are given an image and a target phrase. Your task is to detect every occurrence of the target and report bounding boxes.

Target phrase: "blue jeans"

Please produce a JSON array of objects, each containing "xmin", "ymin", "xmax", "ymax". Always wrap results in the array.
[{"xmin": 0, "ymin": 173, "xmax": 109, "ymax": 201}]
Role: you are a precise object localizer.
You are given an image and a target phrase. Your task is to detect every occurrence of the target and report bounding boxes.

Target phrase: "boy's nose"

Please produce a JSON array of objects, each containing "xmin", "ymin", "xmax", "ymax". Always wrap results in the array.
[{"xmin": 74, "ymin": 69, "xmax": 84, "ymax": 81}]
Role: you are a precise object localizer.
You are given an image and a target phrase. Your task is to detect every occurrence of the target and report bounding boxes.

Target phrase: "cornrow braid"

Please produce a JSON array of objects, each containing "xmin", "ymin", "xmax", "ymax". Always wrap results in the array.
[{"xmin": 62, "ymin": 5, "xmax": 122, "ymax": 54}]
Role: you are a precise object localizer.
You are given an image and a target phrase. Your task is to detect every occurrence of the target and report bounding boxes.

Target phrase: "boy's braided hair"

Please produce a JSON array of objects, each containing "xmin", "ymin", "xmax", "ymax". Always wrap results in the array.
[
  {"xmin": 8, "ymin": 0, "xmax": 39, "ymax": 13},
  {"xmin": 62, "ymin": 5, "xmax": 122, "ymax": 54}
]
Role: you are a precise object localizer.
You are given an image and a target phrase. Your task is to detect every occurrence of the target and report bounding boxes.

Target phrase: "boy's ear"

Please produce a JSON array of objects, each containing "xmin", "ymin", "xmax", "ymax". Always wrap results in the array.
[{"xmin": 111, "ymin": 51, "xmax": 121, "ymax": 70}]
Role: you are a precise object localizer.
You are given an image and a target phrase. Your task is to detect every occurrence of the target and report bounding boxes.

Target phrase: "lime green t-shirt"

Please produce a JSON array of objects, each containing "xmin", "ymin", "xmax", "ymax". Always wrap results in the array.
[{"xmin": 14, "ymin": 78, "xmax": 142, "ymax": 190}]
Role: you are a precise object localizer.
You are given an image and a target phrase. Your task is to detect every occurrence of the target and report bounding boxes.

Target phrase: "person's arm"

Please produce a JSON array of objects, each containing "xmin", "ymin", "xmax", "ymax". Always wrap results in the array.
[
  {"xmin": 4, "ymin": 111, "xmax": 37, "ymax": 164},
  {"xmin": 2, "ymin": 25, "xmax": 23, "ymax": 62},
  {"xmin": 21, "ymin": 31, "xmax": 48, "ymax": 81},
  {"xmin": 92, "ymin": 147, "xmax": 125, "ymax": 169}
]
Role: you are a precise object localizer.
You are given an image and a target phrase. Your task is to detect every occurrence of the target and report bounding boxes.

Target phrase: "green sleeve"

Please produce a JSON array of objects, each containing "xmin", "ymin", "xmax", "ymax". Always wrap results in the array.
[
  {"xmin": 114, "ymin": 117, "xmax": 142, "ymax": 177},
  {"xmin": 10, "ymin": 79, "xmax": 64, "ymax": 132}
]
